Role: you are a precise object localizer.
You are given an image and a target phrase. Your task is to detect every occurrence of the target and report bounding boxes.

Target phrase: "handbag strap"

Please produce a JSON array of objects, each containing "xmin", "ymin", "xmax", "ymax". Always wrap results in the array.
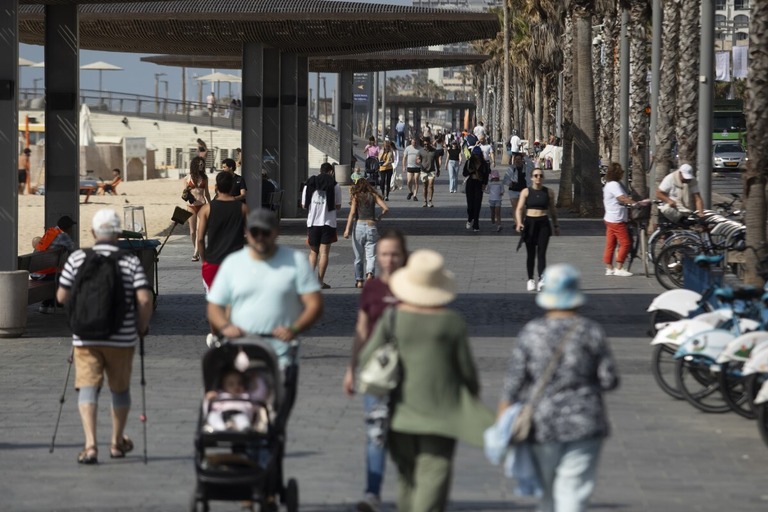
[
  {"xmin": 383, "ymin": 306, "xmax": 397, "ymax": 345},
  {"xmin": 527, "ymin": 321, "xmax": 580, "ymax": 406}
]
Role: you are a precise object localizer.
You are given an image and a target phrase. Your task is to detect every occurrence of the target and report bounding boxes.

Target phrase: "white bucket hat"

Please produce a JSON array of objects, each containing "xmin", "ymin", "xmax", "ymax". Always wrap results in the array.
[{"xmin": 389, "ymin": 250, "xmax": 456, "ymax": 307}]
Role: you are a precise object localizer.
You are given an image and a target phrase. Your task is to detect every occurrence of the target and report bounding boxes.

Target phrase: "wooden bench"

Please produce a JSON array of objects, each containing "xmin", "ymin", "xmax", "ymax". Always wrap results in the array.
[{"xmin": 17, "ymin": 248, "xmax": 67, "ymax": 306}]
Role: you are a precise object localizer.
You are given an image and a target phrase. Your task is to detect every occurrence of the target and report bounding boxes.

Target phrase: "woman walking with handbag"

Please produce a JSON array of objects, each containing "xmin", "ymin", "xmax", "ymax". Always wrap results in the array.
[
  {"xmin": 343, "ymin": 230, "xmax": 408, "ymax": 512},
  {"xmin": 360, "ymin": 250, "xmax": 493, "ymax": 512},
  {"xmin": 378, "ymin": 140, "xmax": 395, "ymax": 201},
  {"xmin": 497, "ymin": 264, "xmax": 619, "ymax": 512},
  {"xmin": 343, "ymin": 179, "xmax": 390, "ymax": 288}
]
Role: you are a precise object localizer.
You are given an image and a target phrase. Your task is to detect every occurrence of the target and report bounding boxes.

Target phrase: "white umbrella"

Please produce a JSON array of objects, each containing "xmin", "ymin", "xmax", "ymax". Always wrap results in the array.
[
  {"xmin": 195, "ymin": 71, "xmax": 241, "ymax": 83},
  {"xmin": 19, "ymin": 57, "xmax": 35, "ymax": 67},
  {"xmin": 31, "ymin": 61, "xmax": 45, "ymax": 68},
  {"xmin": 79, "ymin": 104, "xmax": 96, "ymax": 147},
  {"xmin": 80, "ymin": 61, "xmax": 123, "ymax": 97}
]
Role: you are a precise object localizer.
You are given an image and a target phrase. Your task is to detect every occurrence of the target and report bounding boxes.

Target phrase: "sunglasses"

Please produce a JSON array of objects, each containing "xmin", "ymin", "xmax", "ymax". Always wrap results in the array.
[{"xmin": 249, "ymin": 227, "xmax": 273, "ymax": 238}]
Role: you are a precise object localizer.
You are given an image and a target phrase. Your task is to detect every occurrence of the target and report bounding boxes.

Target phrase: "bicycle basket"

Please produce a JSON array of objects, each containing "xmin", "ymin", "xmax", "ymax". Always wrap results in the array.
[{"xmin": 630, "ymin": 203, "xmax": 651, "ymax": 221}]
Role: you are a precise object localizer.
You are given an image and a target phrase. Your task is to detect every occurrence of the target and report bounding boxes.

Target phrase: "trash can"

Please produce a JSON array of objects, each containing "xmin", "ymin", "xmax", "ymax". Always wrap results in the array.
[
  {"xmin": 0, "ymin": 271, "xmax": 29, "ymax": 338},
  {"xmin": 334, "ymin": 164, "xmax": 352, "ymax": 185},
  {"xmin": 118, "ymin": 239, "xmax": 160, "ymax": 297}
]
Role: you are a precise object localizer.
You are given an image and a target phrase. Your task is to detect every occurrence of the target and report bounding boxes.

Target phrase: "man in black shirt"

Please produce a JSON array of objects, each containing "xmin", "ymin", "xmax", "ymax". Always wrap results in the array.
[{"xmin": 221, "ymin": 158, "xmax": 246, "ymax": 202}]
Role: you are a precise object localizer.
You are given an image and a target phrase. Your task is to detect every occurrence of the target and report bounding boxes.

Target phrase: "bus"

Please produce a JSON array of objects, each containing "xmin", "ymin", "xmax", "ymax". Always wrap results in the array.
[{"xmin": 713, "ymin": 99, "xmax": 747, "ymax": 147}]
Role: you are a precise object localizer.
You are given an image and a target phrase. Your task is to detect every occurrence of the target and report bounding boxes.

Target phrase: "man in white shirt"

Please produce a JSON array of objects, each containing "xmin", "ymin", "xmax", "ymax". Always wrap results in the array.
[
  {"xmin": 473, "ymin": 121, "xmax": 487, "ymax": 139},
  {"xmin": 509, "ymin": 130, "xmax": 522, "ymax": 155},
  {"xmin": 301, "ymin": 163, "xmax": 342, "ymax": 289},
  {"xmin": 656, "ymin": 163, "xmax": 704, "ymax": 222}
]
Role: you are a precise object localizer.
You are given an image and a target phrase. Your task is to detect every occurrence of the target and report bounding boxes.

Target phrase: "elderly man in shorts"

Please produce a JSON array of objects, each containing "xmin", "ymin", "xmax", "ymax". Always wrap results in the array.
[{"xmin": 56, "ymin": 209, "xmax": 154, "ymax": 465}]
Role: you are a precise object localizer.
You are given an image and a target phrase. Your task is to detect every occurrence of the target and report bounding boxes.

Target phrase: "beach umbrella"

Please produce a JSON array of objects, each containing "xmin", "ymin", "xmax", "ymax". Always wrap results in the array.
[
  {"xmin": 196, "ymin": 72, "xmax": 241, "ymax": 99},
  {"xmin": 19, "ymin": 57, "xmax": 35, "ymax": 67},
  {"xmin": 31, "ymin": 61, "xmax": 45, "ymax": 68},
  {"xmin": 80, "ymin": 60, "xmax": 123, "ymax": 97}
]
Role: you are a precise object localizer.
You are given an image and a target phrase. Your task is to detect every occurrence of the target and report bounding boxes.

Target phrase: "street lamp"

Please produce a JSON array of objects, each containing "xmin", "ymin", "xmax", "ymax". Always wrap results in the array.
[
  {"xmin": 33, "ymin": 78, "xmax": 43, "ymax": 97},
  {"xmin": 319, "ymin": 76, "xmax": 328, "ymax": 123},
  {"xmin": 160, "ymin": 79, "xmax": 169, "ymax": 114},
  {"xmin": 154, "ymin": 72, "xmax": 166, "ymax": 114}
]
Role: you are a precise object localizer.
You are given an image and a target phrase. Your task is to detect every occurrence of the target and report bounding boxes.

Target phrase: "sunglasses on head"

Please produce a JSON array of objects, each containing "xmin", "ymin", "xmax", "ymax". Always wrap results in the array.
[{"xmin": 249, "ymin": 227, "xmax": 273, "ymax": 238}]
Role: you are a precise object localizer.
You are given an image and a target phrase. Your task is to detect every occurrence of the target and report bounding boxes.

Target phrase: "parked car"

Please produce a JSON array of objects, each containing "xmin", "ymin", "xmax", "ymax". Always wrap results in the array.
[{"xmin": 712, "ymin": 142, "xmax": 746, "ymax": 172}]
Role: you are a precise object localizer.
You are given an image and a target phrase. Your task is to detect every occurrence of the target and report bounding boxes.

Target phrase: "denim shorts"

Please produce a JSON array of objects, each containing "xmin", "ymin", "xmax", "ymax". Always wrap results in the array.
[{"xmin": 488, "ymin": 200, "xmax": 502, "ymax": 208}]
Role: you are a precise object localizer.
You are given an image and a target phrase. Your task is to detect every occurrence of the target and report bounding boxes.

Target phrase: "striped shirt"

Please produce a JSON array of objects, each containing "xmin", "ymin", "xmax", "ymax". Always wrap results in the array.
[{"xmin": 59, "ymin": 242, "xmax": 151, "ymax": 347}]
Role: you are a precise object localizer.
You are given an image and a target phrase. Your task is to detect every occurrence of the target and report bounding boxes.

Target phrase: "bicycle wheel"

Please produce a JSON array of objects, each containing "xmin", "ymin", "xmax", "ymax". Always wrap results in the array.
[
  {"xmin": 651, "ymin": 344, "xmax": 684, "ymax": 400},
  {"xmin": 654, "ymin": 243, "xmax": 701, "ymax": 290},
  {"xmin": 640, "ymin": 226, "xmax": 649, "ymax": 277},
  {"xmin": 716, "ymin": 362, "xmax": 755, "ymax": 419},
  {"xmin": 649, "ymin": 226, "xmax": 676, "ymax": 263},
  {"xmin": 745, "ymin": 373, "xmax": 767, "ymax": 418},
  {"xmin": 657, "ymin": 231, "xmax": 703, "ymax": 256},
  {"xmin": 625, "ymin": 222, "xmax": 639, "ymax": 273},
  {"xmin": 674, "ymin": 357, "xmax": 731, "ymax": 413}
]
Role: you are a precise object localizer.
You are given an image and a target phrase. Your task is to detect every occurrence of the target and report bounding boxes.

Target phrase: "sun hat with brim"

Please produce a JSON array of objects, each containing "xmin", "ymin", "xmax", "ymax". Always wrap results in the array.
[
  {"xmin": 535, "ymin": 263, "xmax": 586, "ymax": 310},
  {"xmin": 389, "ymin": 249, "xmax": 456, "ymax": 307}
]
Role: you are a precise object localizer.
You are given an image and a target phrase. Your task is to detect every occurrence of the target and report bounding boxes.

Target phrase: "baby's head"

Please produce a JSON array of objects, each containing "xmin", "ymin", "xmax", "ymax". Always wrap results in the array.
[
  {"xmin": 490, "ymin": 170, "xmax": 500, "ymax": 181},
  {"xmin": 220, "ymin": 370, "xmax": 245, "ymax": 395}
]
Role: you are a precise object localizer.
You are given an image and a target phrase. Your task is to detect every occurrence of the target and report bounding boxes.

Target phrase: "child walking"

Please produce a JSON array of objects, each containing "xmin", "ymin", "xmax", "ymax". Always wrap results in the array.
[{"xmin": 485, "ymin": 170, "xmax": 505, "ymax": 232}]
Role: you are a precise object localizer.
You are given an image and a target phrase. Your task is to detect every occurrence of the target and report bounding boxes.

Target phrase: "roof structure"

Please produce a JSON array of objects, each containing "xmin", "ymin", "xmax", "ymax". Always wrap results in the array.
[
  {"xmin": 19, "ymin": 1, "xmax": 499, "ymax": 56},
  {"xmin": 141, "ymin": 49, "xmax": 490, "ymax": 73}
]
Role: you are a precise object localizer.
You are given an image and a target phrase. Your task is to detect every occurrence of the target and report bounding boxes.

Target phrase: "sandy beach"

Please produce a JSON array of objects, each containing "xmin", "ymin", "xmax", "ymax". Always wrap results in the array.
[{"xmin": 18, "ymin": 177, "xmax": 199, "ymax": 254}]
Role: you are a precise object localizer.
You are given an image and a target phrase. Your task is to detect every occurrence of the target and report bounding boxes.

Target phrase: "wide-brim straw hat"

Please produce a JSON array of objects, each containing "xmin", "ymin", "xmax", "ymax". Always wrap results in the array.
[{"xmin": 389, "ymin": 249, "xmax": 456, "ymax": 307}]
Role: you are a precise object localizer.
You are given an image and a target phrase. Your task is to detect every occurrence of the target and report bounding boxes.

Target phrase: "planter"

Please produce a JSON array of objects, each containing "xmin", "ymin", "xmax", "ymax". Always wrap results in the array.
[{"xmin": 0, "ymin": 271, "xmax": 29, "ymax": 338}]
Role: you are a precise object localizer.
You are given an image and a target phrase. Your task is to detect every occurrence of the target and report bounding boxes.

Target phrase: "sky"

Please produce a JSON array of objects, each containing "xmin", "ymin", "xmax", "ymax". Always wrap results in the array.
[{"xmin": 17, "ymin": 0, "xmax": 419, "ymax": 103}]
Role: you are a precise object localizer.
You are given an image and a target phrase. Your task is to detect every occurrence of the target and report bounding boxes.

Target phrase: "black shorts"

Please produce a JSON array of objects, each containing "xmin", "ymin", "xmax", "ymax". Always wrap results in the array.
[
  {"xmin": 307, "ymin": 225, "xmax": 338, "ymax": 247},
  {"xmin": 406, "ymin": 167, "xmax": 421, "ymax": 174},
  {"xmin": 18, "ymin": 169, "xmax": 27, "ymax": 184}
]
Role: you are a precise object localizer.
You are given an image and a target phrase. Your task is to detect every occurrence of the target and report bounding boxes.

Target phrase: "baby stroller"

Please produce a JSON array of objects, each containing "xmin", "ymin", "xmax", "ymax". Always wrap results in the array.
[
  {"xmin": 364, "ymin": 156, "xmax": 380, "ymax": 187},
  {"xmin": 190, "ymin": 338, "xmax": 299, "ymax": 512}
]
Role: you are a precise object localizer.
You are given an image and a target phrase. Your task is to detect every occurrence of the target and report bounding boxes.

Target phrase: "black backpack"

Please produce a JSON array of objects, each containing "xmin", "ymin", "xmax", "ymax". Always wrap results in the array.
[{"xmin": 67, "ymin": 249, "xmax": 128, "ymax": 340}]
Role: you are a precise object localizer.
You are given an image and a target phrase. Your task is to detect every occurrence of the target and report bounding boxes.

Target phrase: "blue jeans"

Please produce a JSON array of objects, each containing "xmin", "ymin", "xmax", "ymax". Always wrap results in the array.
[
  {"xmin": 530, "ymin": 438, "xmax": 603, "ymax": 512},
  {"xmin": 352, "ymin": 222, "xmax": 378, "ymax": 281},
  {"xmin": 447, "ymin": 160, "xmax": 459, "ymax": 192},
  {"xmin": 364, "ymin": 393, "xmax": 389, "ymax": 497}
]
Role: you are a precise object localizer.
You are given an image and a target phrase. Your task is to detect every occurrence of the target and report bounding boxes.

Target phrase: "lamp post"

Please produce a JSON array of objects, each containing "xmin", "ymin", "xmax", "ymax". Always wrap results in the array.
[
  {"xmin": 160, "ymin": 79, "xmax": 169, "ymax": 115},
  {"xmin": 154, "ymin": 72, "xmax": 166, "ymax": 114},
  {"xmin": 33, "ymin": 78, "xmax": 43, "ymax": 97},
  {"xmin": 320, "ymin": 76, "xmax": 327, "ymax": 123}
]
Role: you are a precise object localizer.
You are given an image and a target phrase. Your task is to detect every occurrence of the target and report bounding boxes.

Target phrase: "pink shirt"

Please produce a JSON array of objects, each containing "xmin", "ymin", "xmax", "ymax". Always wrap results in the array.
[{"xmin": 364, "ymin": 145, "xmax": 380, "ymax": 158}]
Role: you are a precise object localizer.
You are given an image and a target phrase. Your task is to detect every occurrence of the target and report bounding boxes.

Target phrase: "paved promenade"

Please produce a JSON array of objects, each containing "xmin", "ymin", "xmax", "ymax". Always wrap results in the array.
[{"xmin": 2, "ymin": 170, "xmax": 767, "ymax": 512}]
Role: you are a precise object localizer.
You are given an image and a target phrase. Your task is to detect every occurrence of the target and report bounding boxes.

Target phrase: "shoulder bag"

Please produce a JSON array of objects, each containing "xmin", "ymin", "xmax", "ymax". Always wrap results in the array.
[
  {"xmin": 357, "ymin": 307, "xmax": 400, "ymax": 397},
  {"xmin": 509, "ymin": 323, "xmax": 579, "ymax": 445}
]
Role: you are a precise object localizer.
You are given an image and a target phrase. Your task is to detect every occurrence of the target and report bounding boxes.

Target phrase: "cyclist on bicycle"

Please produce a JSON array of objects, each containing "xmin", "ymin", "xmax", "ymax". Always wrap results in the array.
[{"xmin": 656, "ymin": 163, "xmax": 704, "ymax": 223}]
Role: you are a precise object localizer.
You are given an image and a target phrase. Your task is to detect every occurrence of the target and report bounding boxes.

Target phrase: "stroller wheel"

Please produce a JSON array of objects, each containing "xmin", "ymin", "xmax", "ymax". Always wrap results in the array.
[{"xmin": 285, "ymin": 478, "xmax": 299, "ymax": 512}]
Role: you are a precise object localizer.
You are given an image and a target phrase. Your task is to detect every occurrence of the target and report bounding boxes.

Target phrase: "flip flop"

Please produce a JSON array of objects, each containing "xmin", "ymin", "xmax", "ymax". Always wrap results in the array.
[
  {"xmin": 77, "ymin": 446, "xmax": 98, "ymax": 465},
  {"xmin": 110, "ymin": 436, "xmax": 134, "ymax": 459}
]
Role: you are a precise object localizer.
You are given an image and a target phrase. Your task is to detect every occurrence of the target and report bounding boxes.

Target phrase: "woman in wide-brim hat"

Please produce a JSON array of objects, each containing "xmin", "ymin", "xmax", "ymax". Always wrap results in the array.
[
  {"xmin": 360, "ymin": 249, "xmax": 493, "ymax": 512},
  {"xmin": 497, "ymin": 263, "xmax": 620, "ymax": 512}
]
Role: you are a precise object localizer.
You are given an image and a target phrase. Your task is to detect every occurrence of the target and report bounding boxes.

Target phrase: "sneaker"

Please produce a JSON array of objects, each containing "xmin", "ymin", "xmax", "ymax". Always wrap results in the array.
[
  {"xmin": 406, "ymin": 192, "xmax": 413, "ymax": 200},
  {"xmin": 473, "ymin": 228, "xmax": 480, "ymax": 232},
  {"xmin": 413, "ymin": 195, "xmax": 419, "ymax": 201},
  {"xmin": 356, "ymin": 493, "xmax": 381, "ymax": 512},
  {"xmin": 423, "ymin": 202, "xmax": 428, "ymax": 207},
  {"xmin": 466, "ymin": 221, "xmax": 472, "ymax": 230},
  {"xmin": 496, "ymin": 225, "xmax": 502, "ymax": 232},
  {"xmin": 537, "ymin": 279, "xmax": 544, "ymax": 292},
  {"xmin": 38, "ymin": 305, "xmax": 55, "ymax": 314},
  {"xmin": 428, "ymin": 201, "xmax": 434, "ymax": 208},
  {"xmin": 605, "ymin": 268, "xmax": 614, "ymax": 276},
  {"xmin": 613, "ymin": 268, "xmax": 633, "ymax": 277},
  {"xmin": 385, "ymin": 196, "xmax": 389, "ymax": 201},
  {"xmin": 526, "ymin": 279, "xmax": 536, "ymax": 292},
  {"xmin": 205, "ymin": 333, "xmax": 220, "ymax": 348}
]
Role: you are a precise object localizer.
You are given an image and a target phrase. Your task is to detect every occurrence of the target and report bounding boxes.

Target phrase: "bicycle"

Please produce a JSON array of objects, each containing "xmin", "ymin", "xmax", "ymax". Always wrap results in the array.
[{"xmin": 625, "ymin": 200, "xmax": 652, "ymax": 277}]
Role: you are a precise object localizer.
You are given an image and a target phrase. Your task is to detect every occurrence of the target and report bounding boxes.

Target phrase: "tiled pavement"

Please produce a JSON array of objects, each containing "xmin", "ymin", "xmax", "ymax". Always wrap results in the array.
[{"xmin": 2, "ymin": 170, "xmax": 767, "ymax": 512}]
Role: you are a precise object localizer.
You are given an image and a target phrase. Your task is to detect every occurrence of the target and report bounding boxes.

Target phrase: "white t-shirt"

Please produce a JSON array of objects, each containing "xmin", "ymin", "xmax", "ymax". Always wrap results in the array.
[
  {"xmin": 509, "ymin": 135, "xmax": 521, "ymax": 153},
  {"xmin": 479, "ymin": 143, "xmax": 493, "ymax": 163},
  {"xmin": 485, "ymin": 181, "xmax": 505, "ymax": 201},
  {"xmin": 658, "ymin": 171, "xmax": 700, "ymax": 206},
  {"xmin": 303, "ymin": 183, "xmax": 342, "ymax": 227},
  {"xmin": 603, "ymin": 181, "xmax": 628, "ymax": 223}
]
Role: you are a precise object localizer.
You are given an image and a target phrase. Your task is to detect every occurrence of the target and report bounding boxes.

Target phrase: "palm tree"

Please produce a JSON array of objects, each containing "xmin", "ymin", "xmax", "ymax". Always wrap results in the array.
[
  {"xmin": 675, "ymin": 0, "xmax": 700, "ymax": 166},
  {"xmin": 653, "ymin": 0, "xmax": 680, "ymax": 191},
  {"xmin": 572, "ymin": 0, "xmax": 603, "ymax": 216},
  {"xmin": 743, "ymin": 1, "xmax": 768, "ymax": 285},
  {"xmin": 629, "ymin": 0, "xmax": 650, "ymax": 196},
  {"xmin": 557, "ymin": 15, "xmax": 575, "ymax": 209}
]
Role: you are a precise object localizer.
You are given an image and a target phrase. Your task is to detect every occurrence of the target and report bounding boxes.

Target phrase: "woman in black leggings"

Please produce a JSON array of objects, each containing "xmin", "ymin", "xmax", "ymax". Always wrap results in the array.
[
  {"xmin": 515, "ymin": 168, "xmax": 560, "ymax": 292},
  {"xmin": 463, "ymin": 154, "xmax": 487, "ymax": 232}
]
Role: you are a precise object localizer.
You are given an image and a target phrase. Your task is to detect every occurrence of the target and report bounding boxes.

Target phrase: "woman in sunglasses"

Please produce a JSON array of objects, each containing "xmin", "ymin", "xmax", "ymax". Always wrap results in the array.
[{"xmin": 515, "ymin": 168, "xmax": 560, "ymax": 292}]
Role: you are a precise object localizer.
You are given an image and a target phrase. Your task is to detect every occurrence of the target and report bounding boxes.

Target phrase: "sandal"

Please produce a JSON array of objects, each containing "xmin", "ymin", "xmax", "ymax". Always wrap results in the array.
[
  {"xmin": 110, "ymin": 436, "xmax": 134, "ymax": 459},
  {"xmin": 77, "ymin": 446, "xmax": 98, "ymax": 465},
  {"xmin": 321, "ymin": 282, "xmax": 331, "ymax": 289},
  {"xmin": 191, "ymin": 254, "xmax": 200, "ymax": 262}
]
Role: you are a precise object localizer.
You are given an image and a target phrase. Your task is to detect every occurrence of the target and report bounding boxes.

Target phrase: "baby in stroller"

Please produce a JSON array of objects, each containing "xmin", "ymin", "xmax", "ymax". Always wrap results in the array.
[{"xmin": 203, "ymin": 365, "xmax": 274, "ymax": 434}]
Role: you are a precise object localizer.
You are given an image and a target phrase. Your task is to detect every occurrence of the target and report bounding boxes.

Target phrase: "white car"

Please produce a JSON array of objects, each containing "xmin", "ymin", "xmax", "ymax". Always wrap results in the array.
[{"xmin": 712, "ymin": 142, "xmax": 746, "ymax": 172}]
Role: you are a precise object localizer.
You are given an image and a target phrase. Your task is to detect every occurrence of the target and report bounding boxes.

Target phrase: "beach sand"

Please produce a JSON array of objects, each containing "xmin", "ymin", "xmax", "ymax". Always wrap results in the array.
[{"xmin": 18, "ymin": 177, "xmax": 198, "ymax": 254}]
